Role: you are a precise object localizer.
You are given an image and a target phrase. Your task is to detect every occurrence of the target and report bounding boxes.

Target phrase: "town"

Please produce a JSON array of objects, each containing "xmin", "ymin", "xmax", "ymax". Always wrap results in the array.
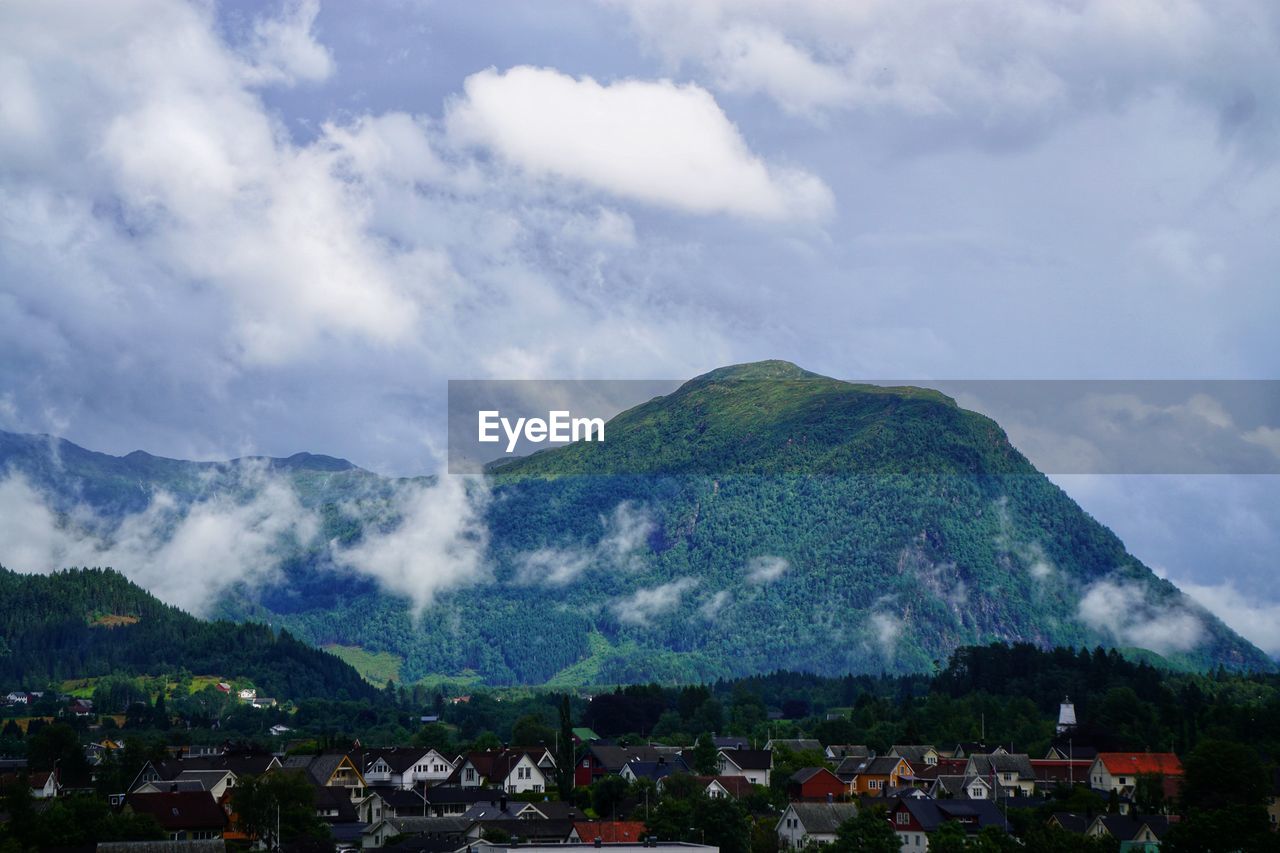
[{"xmin": 1, "ymin": 644, "xmax": 1277, "ymax": 852}]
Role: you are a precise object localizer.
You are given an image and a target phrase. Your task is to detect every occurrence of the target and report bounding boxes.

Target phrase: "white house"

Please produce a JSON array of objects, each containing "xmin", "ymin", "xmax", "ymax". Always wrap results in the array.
[
  {"xmin": 717, "ymin": 749, "xmax": 772, "ymax": 786},
  {"xmin": 364, "ymin": 748, "xmax": 456, "ymax": 790},
  {"xmin": 452, "ymin": 749, "xmax": 551, "ymax": 794},
  {"xmin": 776, "ymin": 802, "xmax": 858, "ymax": 849}
]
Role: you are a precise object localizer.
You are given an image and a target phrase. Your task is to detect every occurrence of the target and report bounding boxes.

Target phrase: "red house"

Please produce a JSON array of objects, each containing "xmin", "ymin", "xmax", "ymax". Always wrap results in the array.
[{"xmin": 787, "ymin": 767, "xmax": 847, "ymax": 801}]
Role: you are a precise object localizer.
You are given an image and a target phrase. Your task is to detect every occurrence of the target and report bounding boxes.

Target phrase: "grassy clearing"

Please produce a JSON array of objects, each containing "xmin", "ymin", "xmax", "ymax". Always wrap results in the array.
[{"xmin": 323, "ymin": 644, "xmax": 403, "ymax": 686}]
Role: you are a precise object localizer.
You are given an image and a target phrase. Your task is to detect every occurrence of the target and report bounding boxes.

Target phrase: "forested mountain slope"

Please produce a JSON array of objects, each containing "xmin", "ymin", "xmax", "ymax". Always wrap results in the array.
[{"xmin": 0, "ymin": 362, "xmax": 1268, "ymax": 685}]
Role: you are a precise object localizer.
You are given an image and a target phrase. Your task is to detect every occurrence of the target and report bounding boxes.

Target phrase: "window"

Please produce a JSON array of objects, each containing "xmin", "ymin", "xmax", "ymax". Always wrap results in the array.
[{"xmin": 896, "ymin": 812, "xmax": 909, "ymax": 825}]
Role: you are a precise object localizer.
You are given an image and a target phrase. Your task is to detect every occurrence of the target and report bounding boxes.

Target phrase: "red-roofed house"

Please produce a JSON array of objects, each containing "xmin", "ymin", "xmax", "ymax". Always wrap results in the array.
[{"xmin": 1088, "ymin": 753, "xmax": 1183, "ymax": 797}]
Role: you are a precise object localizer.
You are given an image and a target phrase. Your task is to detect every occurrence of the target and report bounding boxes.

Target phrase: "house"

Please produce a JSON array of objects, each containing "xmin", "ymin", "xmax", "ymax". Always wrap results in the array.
[
  {"xmin": 839, "ymin": 756, "xmax": 910, "ymax": 795},
  {"xmin": 250, "ymin": 696, "xmax": 277, "ymax": 709},
  {"xmin": 929, "ymin": 774, "xmax": 992, "ymax": 801},
  {"xmin": 420, "ymin": 785, "xmax": 511, "ymax": 816},
  {"xmin": 888, "ymin": 797, "xmax": 1008, "ymax": 849},
  {"xmin": 888, "ymin": 745, "xmax": 939, "ymax": 771},
  {"xmin": 65, "ymin": 698, "xmax": 94, "ymax": 717},
  {"xmin": 281, "ymin": 751, "xmax": 369, "ymax": 798},
  {"xmin": 766, "ymin": 738, "xmax": 824, "ymax": 754},
  {"xmin": 964, "ymin": 753, "xmax": 1037, "ymax": 797},
  {"xmin": 269, "ymin": 724, "xmax": 292, "ymax": 736},
  {"xmin": 619, "ymin": 755, "xmax": 690, "ymax": 783},
  {"xmin": 451, "ymin": 748, "xmax": 553, "ymax": 793},
  {"xmin": 129, "ymin": 748, "xmax": 280, "ymax": 793},
  {"xmin": 776, "ymin": 801, "xmax": 858, "ymax": 848},
  {"xmin": 788, "ymin": 767, "xmax": 847, "ymax": 801},
  {"xmin": 825, "ymin": 745, "xmax": 870, "ymax": 762},
  {"xmin": 576, "ymin": 744, "xmax": 685, "ymax": 787},
  {"xmin": 362, "ymin": 747, "xmax": 456, "ymax": 790},
  {"xmin": 1085, "ymin": 814, "xmax": 1171, "ymax": 849},
  {"xmin": 134, "ymin": 769, "xmax": 237, "ymax": 800},
  {"xmin": 363, "ymin": 815, "xmax": 477, "ymax": 850},
  {"xmin": 0, "ymin": 769, "xmax": 60, "ymax": 799},
  {"xmin": 4, "ymin": 691, "xmax": 32, "ymax": 705},
  {"xmin": 125, "ymin": 791, "xmax": 227, "ymax": 841},
  {"xmin": 237, "ymin": 688, "xmax": 256, "ymax": 701},
  {"xmin": 1029, "ymin": 758, "xmax": 1093, "ymax": 791},
  {"xmin": 1087, "ymin": 753, "xmax": 1184, "ymax": 798},
  {"xmin": 718, "ymin": 749, "xmax": 773, "ymax": 786},
  {"xmin": 696, "ymin": 775, "xmax": 756, "ymax": 800}
]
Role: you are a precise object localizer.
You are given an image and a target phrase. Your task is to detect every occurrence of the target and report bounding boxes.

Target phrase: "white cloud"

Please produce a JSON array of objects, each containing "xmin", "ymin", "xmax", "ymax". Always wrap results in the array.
[
  {"xmin": 0, "ymin": 467, "xmax": 319, "ymax": 614},
  {"xmin": 612, "ymin": 0, "xmax": 1276, "ymax": 136},
  {"xmin": 1078, "ymin": 577, "xmax": 1204, "ymax": 654},
  {"xmin": 613, "ymin": 577, "xmax": 698, "ymax": 626},
  {"xmin": 700, "ymin": 589, "xmax": 731, "ymax": 620},
  {"xmin": 446, "ymin": 66, "xmax": 832, "ymax": 220},
  {"xmin": 515, "ymin": 501, "xmax": 654, "ymax": 585},
  {"xmin": 334, "ymin": 475, "xmax": 490, "ymax": 614},
  {"xmin": 744, "ymin": 554, "xmax": 789, "ymax": 584},
  {"xmin": 869, "ymin": 611, "xmax": 902, "ymax": 663},
  {"xmin": 1170, "ymin": 576, "xmax": 1280, "ymax": 657},
  {"xmin": 240, "ymin": 0, "xmax": 335, "ymax": 86}
]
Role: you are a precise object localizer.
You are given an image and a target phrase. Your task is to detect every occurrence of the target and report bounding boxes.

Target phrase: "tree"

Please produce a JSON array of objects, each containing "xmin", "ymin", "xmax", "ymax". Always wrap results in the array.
[
  {"xmin": 928, "ymin": 820, "xmax": 968, "ymax": 853},
  {"xmin": 412, "ymin": 723, "xmax": 455, "ymax": 754},
  {"xmin": 231, "ymin": 772, "xmax": 330, "ymax": 848},
  {"xmin": 692, "ymin": 734, "xmax": 719, "ymax": 776},
  {"xmin": 558, "ymin": 694, "xmax": 575, "ymax": 799},
  {"xmin": 512, "ymin": 713, "xmax": 555, "ymax": 748},
  {"xmin": 592, "ymin": 774, "xmax": 631, "ymax": 820},
  {"xmin": 830, "ymin": 809, "xmax": 899, "ymax": 853}
]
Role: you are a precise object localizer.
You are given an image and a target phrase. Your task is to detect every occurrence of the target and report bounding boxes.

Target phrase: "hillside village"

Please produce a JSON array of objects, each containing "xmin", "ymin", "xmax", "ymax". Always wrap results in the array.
[{"xmin": 3, "ymin": 681, "xmax": 1278, "ymax": 852}]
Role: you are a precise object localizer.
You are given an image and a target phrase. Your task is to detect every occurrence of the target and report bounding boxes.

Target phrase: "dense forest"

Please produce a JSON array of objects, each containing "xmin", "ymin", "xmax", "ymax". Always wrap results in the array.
[{"xmin": 0, "ymin": 567, "xmax": 375, "ymax": 702}]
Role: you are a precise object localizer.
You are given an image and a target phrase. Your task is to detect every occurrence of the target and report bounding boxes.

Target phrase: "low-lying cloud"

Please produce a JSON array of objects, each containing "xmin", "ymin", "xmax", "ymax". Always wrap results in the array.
[
  {"xmin": 613, "ymin": 577, "xmax": 698, "ymax": 626},
  {"xmin": 744, "ymin": 554, "xmax": 789, "ymax": 584},
  {"xmin": 0, "ymin": 466, "xmax": 318, "ymax": 614},
  {"xmin": 334, "ymin": 474, "xmax": 491, "ymax": 615},
  {"xmin": 515, "ymin": 501, "xmax": 654, "ymax": 585},
  {"xmin": 1078, "ymin": 577, "xmax": 1204, "ymax": 654}
]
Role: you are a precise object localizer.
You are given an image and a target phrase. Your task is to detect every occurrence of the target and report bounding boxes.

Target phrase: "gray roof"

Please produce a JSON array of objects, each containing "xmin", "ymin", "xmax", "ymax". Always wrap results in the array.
[
  {"xmin": 897, "ymin": 799, "xmax": 1007, "ymax": 833},
  {"xmin": 768, "ymin": 739, "xmax": 823, "ymax": 753},
  {"xmin": 889, "ymin": 745, "xmax": 936, "ymax": 763},
  {"xmin": 967, "ymin": 753, "xmax": 1035, "ymax": 779},
  {"xmin": 824, "ymin": 745, "xmax": 869, "ymax": 759},
  {"xmin": 784, "ymin": 802, "xmax": 858, "ymax": 834}
]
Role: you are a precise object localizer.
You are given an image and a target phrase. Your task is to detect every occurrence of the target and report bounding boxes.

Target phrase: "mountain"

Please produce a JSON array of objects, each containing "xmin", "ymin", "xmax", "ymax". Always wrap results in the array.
[
  {"xmin": 0, "ymin": 566, "xmax": 376, "ymax": 700},
  {"xmin": 0, "ymin": 361, "xmax": 1270, "ymax": 685}
]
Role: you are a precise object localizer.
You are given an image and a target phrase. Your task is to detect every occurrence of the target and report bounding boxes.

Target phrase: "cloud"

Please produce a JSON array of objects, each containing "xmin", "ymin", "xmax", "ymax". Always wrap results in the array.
[
  {"xmin": 1077, "ymin": 578, "xmax": 1204, "ymax": 654},
  {"xmin": 240, "ymin": 0, "xmax": 334, "ymax": 86},
  {"xmin": 744, "ymin": 554, "xmax": 789, "ymax": 584},
  {"xmin": 515, "ymin": 500, "xmax": 655, "ymax": 585},
  {"xmin": 446, "ymin": 65, "xmax": 832, "ymax": 220},
  {"xmin": 1169, "ymin": 576, "xmax": 1280, "ymax": 657},
  {"xmin": 700, "ymin": 589, "xmax": 732, "ymax": 620},
  {"xmin": 612, "ymin": 0, "xmax": 1280, "ymax": 144},
  {"xmin": 613, "ymin": 577, "xmax": 698, "ymax": 626},
  {"xmin": 868, "ymin": 611, "xmax": 902, "ymax": 663},
  {"xmin": 0, "ymin": 467, "xmax": 319, "ymax": 614},
  {"xmin": 334, "ymin": 475, "xmax": 490, "ymax": 614}
]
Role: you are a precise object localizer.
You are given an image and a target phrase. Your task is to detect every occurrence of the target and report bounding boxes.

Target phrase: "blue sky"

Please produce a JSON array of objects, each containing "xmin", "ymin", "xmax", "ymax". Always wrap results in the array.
[{"xmin": 1, "ymin": 0, "xmax": 1278, "ymax": 650}]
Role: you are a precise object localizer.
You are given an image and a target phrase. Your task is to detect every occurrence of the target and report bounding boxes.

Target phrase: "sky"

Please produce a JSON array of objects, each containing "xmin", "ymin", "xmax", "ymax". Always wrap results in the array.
[{"xmin": 1, "ymin": 1, "xmax": 1278, "ymax": 651}]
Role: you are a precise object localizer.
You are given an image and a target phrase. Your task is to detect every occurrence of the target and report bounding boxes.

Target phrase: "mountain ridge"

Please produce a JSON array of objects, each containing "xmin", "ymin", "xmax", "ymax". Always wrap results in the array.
[{"xmin": 0, "ymin": 361, "xmax": 1271, "ymax": 684}]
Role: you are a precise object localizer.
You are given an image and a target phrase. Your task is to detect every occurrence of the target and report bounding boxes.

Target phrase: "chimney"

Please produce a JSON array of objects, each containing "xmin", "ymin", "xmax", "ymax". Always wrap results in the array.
[{"xmin": 594, "ymin": 839, "xmax": 602, "ymax": 848}]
